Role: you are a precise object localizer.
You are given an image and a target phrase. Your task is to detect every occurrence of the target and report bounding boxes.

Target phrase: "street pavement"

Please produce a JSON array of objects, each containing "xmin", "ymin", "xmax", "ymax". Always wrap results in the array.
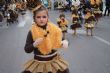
[{"xmin": 0, "ymin": 10, "xmax": 110, "ymax": 73}]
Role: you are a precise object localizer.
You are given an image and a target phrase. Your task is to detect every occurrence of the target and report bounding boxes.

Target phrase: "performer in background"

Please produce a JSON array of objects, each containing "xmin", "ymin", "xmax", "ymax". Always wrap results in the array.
[
  {"xmin": 104, "ymin": 0, "xmax": 110, "ymax": 16},
  {"xmin": 92, "ymin": 3, "xmax": 102, "ymax": 24},
  {"xmin": 84, "ymin": 9, "xmax": 96, "ymax": 36},
  {"xmin": 57, "ymin": 13, "xmax": 68, "ymax": 40},
  {"xmin": 70, "ymin": 10, "xmax": 81, "ymax": 36}
]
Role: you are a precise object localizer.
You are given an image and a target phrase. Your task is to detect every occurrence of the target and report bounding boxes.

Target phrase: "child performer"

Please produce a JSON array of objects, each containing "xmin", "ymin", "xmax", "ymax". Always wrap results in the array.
[
  {"xmin": 84, "ymin": 9, "xmax": 96, "ymax": 36},
  {"xmin": 90, "ymin": 0, "xmax": 101, "ymax": 7},
  {"xmin": 70, "ymin": 10, "xmax": 81, "ymax": 36},
  {"xmin": 93, "ymin": 4, "xmax": 102, "ymax": 25},
  {"xmin": 22, "ymin": 5, "xmax": 69, "ymax": 73},
  {"xmin": 57, "ymin": 13, "xmax": 68, "ymax": 40},
  {"xmin": 90, "ymin": 0, "xmax": 102, "ymax": 24}
]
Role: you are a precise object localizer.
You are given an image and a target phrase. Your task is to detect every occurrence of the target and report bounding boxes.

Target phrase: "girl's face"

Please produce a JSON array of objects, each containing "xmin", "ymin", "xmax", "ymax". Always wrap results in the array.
[
  {"xmin": 60, "ymin": 17, "xmax": 65, "ymax": 20},
  {"xmin": 34, "ymin": 10, "xmax": 48, "ymax": 26},
  {"xmin": 87, "ymin": 12, "xmax": 91, "ymax": 15}
]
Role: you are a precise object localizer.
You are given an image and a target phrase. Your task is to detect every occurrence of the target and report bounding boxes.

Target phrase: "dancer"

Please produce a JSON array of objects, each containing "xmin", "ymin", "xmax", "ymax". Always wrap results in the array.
[
  {"xmin": 22, "ymin": 5, "xmax": 69, "ymax": 73},
  {"xmin": 57, "ymin": 13, "xmax": 68, "ymax": 40}
]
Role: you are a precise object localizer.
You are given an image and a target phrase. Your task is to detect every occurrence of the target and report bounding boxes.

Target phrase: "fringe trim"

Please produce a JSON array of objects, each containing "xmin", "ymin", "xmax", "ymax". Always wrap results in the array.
[
  {"xmin": 85, "ymin": 23, "xmax": 94, "ymax": 28},
  {"xmin": 23, "ymin": 55, "xmax": 69, "ymax": 73}
]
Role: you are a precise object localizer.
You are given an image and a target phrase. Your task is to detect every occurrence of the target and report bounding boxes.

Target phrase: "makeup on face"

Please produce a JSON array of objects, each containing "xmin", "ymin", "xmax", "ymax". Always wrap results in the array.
[
  {"xmin": 35, "ymin": 10, "xmax": 48, "ymax": 26},
  {"xmin": 61, "ymin": 17, "xmax": 65, "ymax": 22},
  {"xmin": 36, "ymin": 16, "xmax": 47, "ymax": 19}
]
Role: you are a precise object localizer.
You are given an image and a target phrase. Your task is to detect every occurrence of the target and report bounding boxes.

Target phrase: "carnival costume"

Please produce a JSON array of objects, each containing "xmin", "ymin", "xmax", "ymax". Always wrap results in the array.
[
  {"xmin": 90, "ymin": 0, "xmax": 101, "ymax": 6},
  {"xmin": 57, "ymin": 18, "xmax": 68, "ymax": 32},
  {"xmin": 84, "ymin": 12, "xmax": 96, "ymax": 29},
  {"xmin": 93, "ymin": 4, "xmax": 102, "ymax": 19},
  {"xmin": 23, "ymin": 22, "xmax": 69, "ymax": 73},
  {"xmin": 70, "ymin": 14, "xmax": 81, "ymax": 30}
]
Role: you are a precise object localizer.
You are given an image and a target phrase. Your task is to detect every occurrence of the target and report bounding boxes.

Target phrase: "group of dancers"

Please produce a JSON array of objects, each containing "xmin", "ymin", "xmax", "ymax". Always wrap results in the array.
[{"xmin": 57, "ymin": 0, "xmax": 103, "ymax": 38}]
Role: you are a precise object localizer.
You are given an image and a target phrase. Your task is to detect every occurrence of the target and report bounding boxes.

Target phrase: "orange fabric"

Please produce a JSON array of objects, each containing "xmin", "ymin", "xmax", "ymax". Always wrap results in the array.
[
  {"xmin": 85, "ymin": 12, "xmax": 94, "ymax": 19},
  {"xmin": 31, "ymin": 22, "xmax": 62, "ymax": 55},
  {"xmin": 57, "ymin": 18, "xmax": 68, "ymax": 27},
  {"xmin": 90, "ymin": 0, "xmax": 101, "ymax": 5},
  {"xmin": 72, "ymin": 14, "xmax": 79, "ymax": 18},
  {"xmin": 16, "ymin": 3, "xmax": 21, "ymax": 9}
]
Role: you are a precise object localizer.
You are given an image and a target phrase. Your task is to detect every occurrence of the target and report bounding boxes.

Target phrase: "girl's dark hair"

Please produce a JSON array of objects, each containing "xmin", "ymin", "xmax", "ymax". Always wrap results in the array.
[
  {"xmin": 59, "ymin": 13, "xmax": 65, "ymax": 18},
  {"xmin": 72, "ymin": 10, "xmax": 77, "ymax": 15},
  {"xmin": 33, "ymin": 5, "xmax": 48, "ymax": 19},
  {"xmin": 86, "ymin": 9, "xmax": 92, "ymax": 14}
]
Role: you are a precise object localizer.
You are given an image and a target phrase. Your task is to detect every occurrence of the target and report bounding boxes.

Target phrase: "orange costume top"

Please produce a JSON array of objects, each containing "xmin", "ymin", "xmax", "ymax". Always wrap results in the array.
[
  {"xmin": 90, "ymin": 0, "xmax": 101, "ymax": 6},
  {"xmin": 57, "ymin": 18, "xmax": 68, "ymax": 32},
  {"xmin": 57, "ymin": 18, "xmax": 68, "ymax": 27},
  {"xmin": 31, "ymin": 22, "xmax": 62, "ymax": 55},
  {"xmin": 84, "ymin": 12, "xmax": 95, "ymax": 28},
  {"xmin": 72, "ymin": 14, "xmax": 79, "ymax": 22}
]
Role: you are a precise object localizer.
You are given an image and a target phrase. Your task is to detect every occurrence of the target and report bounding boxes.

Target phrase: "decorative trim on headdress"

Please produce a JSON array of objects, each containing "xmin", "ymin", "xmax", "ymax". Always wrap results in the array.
[
  {"xmin": 32, "ymin": 4, "xmax": 48, "ymax": 14},
  {"xmin": 32, "ymin": 4, "xmax": 42, "ymax": 12}
]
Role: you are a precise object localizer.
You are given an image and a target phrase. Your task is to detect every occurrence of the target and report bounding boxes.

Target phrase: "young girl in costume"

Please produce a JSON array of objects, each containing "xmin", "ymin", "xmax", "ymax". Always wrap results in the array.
[
  {"xmin": 70, "ymin": 10, "xmax": 81, "ymax": 36},
  {"xmin": 57, "ymin": 14, "xmax": 68, "ymax": 40},
  {"xmin": 84, "ymin": 9, "xmax": 96, "ymax": 36},
  {"xmin": 90, "ymin": 0, "xmax": 102, "ymax": 24},
  {"xmin": 90, "ymin": 0, "xmax": 101, "ymax": 7},
  {"xmin": 22, "ymin": 5, "xmax": 69, "ymax": 73},
  {"xmin": 92, "ymin": 4, "xmax": 102, "ymax": 25}
]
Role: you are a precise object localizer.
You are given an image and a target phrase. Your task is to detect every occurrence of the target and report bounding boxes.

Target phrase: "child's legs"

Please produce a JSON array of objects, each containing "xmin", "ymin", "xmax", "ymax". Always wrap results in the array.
[
  {"xmin": 57, "ymin": 68, "xmax": 69, "ymax": 73},
  {"xmin": 74, "ymin": 28, "xmax": 76, "ymax": 35},
  {"xmin": 22, "ymin": 68, "xmax": 69, "ymax": 73},
  {"xmin": 90, "ymin": 28, "xmax": 93, "ymax": 36},
  {"xmin": 86, "ymin": 28, "xmax": 89, "ymax": 35},
  {"xmin": 63, "ymin": 32, "xmax": 66, "ymax": 40},
  {"xmin": 22, "ymin": 70, "xmax": 31, "ymax": 73}
]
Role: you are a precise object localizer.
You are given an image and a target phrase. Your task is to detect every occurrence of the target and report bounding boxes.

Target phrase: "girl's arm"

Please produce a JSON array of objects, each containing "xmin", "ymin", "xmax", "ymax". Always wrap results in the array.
[{"xmin": 24, "ymin": 31, "xmax": 36, "ymax": 53}]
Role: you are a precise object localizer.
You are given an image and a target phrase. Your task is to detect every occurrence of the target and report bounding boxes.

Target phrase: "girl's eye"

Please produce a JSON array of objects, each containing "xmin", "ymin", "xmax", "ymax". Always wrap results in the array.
[
  {"xmin": 36, "ymin": 16, "xmax": 41, "ymax": 18},
  {"xmin": 42, "ymin": 16, "xmax": 47, "ymax": 18},
  {"xmin": 36, "ymin": 16, "xmax": 47, "ymax": 18}
]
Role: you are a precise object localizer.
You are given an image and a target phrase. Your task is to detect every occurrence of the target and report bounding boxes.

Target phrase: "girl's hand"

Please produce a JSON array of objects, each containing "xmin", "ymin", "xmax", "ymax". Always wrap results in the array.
[
  {"xmin": 62, "ymin": 40, "xmax": 69, "ymax": 49},
  {"xmin": 33, "ymin": 38, "xmax": 43, "ymax": 47}
]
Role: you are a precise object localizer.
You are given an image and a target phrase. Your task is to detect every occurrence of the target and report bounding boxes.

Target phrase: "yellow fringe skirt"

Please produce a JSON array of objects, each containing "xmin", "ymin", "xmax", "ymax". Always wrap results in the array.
[
  {"xmin": 23, "ymin": 55, "xmax": 69, "ymax": 73},
  {"xmin": 61, "ymin": 26, "xmax": 67, "ymax": 32},
  {"xmin": 84, "ymin": 23, "xmax": 94, "ymax": 29}
]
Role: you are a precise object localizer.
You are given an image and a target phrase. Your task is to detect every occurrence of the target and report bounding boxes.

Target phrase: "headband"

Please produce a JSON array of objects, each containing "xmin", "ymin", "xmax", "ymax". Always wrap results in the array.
[{"xmin": 32, "ymin": 4, "xmax": 42, "ymax": 12}]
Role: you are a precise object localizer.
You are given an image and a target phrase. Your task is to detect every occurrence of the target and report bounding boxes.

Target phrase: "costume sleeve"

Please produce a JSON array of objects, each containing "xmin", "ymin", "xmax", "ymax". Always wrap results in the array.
[
  {"xmin": 57, "ymin": 18, "xmax": 61, "ymax": 27},
  {"xmin": 66, "ymin": 19, "xmax": 68, "ymax": 25},
  {"xmin": 24, "ymin": 31, "xmax": 37, "ymax": 53},
  {"xmin": 84, "ymin": 17, "xmax": 88, "ymax": 23}
]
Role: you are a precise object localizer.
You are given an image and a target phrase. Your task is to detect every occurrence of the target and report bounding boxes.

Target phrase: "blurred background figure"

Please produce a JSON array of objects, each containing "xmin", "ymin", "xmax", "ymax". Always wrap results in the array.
[
  {"xmin": 57, "ymin": 13, "xmax": 68, "ymax": 40},
  {"xmin": 104, "ymin": 0, "xmax": 110, "ymax": 16},
  {"xmin": 70, "ymin": 9, "xmax": 82, "ymax": 36},
  {"xmin": 84, "ymin": 9, "xmax": 96, "ymax": 36}
]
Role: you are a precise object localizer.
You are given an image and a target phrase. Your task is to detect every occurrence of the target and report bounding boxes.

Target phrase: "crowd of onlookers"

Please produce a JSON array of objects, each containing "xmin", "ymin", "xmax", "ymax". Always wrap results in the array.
[
  {"xmin": 0, "ymin": 0, "xmax": 42, "ymax": 25},
  {"xmin": 0, "ymin": 1, "xmax": 27, "ymax": 25}
]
